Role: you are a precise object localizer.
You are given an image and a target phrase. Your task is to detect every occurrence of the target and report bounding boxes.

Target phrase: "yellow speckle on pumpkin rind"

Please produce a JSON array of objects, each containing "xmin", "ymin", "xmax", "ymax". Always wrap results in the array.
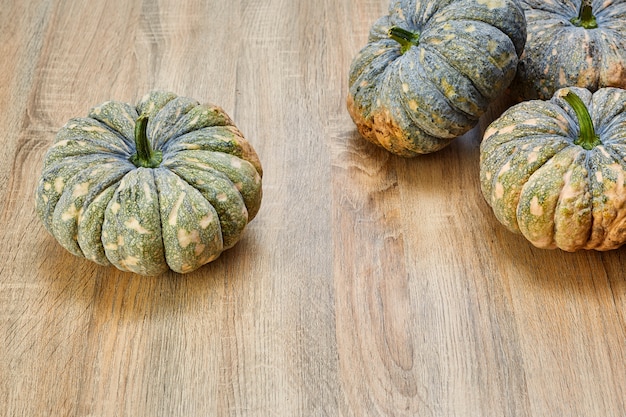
[
  {"xmin": 476, "ymin": 0, "xmax": 505, "ymax": 8},
  {"xmin": 494, "ymin": 182, "xmax": 505, "ymax": 199},
  {"xmin": 104, "ymin": 242, "xmax": 118, "ymax": 251},
  {"xmin": 110, "ymin": 202, "xmax": 121, "ymax": 214},
  {"xmin": 54, "ymin": 177, "xmax": 65, "ymax": 194},
  {"xmin": 61, "ymin": 204, "xmax": 79, "ymax": 222},
  {"xmin": 120, "ymin": 256, "xmax": 140, "ymax": 268},
  {"xmin": 168, "ymin": 193, "xmax": 187, "ymax": 226},
  {"xmin": 124, "ymin": 217, "xmax": 151, "ymax": 234},
  {"xmin": 36, "ymin": 90, "xmax": 263, "ymax": 275},
  {"xmin": 199, "ymin": 214, "xmax": 215, "ymax": 229},
  {"xmin": 529, "ymin": 196, "xmax": 544, "ymax": 216},
  {"xmin": 72, "ymin": 182, "xmax": 90, "ymax": 198},
  {"xmin": 177, "ymin": 228, "xmax": 201, "ymax": 249}
]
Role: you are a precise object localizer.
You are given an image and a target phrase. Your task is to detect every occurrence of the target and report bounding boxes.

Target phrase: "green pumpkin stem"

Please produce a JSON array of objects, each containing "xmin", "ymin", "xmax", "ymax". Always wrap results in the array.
[
  {"xmin": 130, "ymin": 115, "xmax": 163, "ymax": 168},
  {"xmin": 570, "ymin": 0, "xmax": 598, "ymax": 29},
  {"xmin": 388, "ymin": 26, "xmax": 420, "ymax": 54},
  {"xmin": 563, "ymin": 91, "xmax": 601, "ymax": 150}
]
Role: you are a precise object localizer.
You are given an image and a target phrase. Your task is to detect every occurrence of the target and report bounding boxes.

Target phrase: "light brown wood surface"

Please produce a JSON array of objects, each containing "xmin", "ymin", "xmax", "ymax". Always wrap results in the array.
[{"xmin": 1, "ymin": 1, "xmax": 625, "ymax": 416}]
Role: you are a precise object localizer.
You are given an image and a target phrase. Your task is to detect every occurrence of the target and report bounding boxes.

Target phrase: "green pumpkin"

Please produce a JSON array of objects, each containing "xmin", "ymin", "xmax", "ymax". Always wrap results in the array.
[
  {"xmin": 347, "ymin": 0, "xmax": 526, "ymax": 157},
  {"xmin": 36, "ymin": 91, "xmax": 263, "ymax": 275},
  {"xmin": 480, "ymin": 86, "xmax": 626, "ymax": 251},
  {"xmin": 513, "ymin": 0, "xmax": 626, "ymax": 100}
]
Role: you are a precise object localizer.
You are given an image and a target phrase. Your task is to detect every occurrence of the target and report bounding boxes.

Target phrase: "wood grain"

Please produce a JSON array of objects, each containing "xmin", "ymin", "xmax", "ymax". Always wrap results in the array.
[{"xmin": 1, "ymin": 0, "xmax": 625, "ymax": 416}]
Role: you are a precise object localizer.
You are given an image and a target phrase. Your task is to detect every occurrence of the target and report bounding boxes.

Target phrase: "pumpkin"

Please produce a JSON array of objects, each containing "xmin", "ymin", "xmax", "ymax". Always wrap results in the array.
[
  {"xmin": 35, "ymin": 91, "xmax": 263, "ymax": 275},
  {"xmin": 513, "ymin": 0, "xmax": 626, "ymax": 100},
  {"xmin": 480, "ymin": 86, "xmax": 626, "ymax": 251},
  {"xmin": 346, "ymin": 0, "xmax": 527, "ymax": 157}
]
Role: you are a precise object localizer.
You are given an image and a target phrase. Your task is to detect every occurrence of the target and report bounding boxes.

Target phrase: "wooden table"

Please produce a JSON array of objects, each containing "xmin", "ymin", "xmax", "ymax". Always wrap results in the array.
[{"xmin": 2, "ymin": 1, "xmax": 625, "ymax": 415}]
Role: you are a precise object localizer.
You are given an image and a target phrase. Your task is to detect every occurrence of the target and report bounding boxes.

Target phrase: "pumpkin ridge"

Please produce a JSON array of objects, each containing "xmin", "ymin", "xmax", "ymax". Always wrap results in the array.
[
  {"xmin": 486, "ymin": 148, "xmax": 548, "ymax": 231},
  {"xmin": 78, "ymin": 183, "xmax": 118, "ymax": 265},
  {"xmin": 392, "ymin": 54, "xmax": 472, "ymax": 138},
  {"xmin": 92, "ymin": 118, "xmax": 136, "ymax": 151},
  {"xmin": 348, "ymin": 22, "xmax": 397, "ymax": 83},
  {"xmin": 434, "ymin": 0, "xmax": 527, "ymax": 55},
  {"xmin": 54, "ymin": 118, "xmax": 134, "ymax": 157},
  {"xmin": 89, "ymin": 100, "xmax": 139, "ymax": 146},
  {"xmin": 514, "ymin": 1, "xmax": 625, "ymax": 99},
  {"xmin": 552, "ymin": 150, "xmax": 593, "ymax": 250},
  {"xmin": 591, "ymin": 88, "xmax": 626, "ymax": 138},
  {"xmin": 163, "ymin": 163, "xmax": 248, "ymax": 249},
  {"xmin": 370, "ymin": 62, "xmax": 457, "ymax": 153},
  {"xmin": 420, "ymin": 37, "xmax": 486, "ymax": 98},
  {"xmin": 486, "ymin": 141, "xmax": 569, "ymax": 220},
  {"xmin": 546, "ymin": 104, "xmax": 584, "ymax": 146},
  {"xmin": 486, "ymin": 146, "xmax": 519, "ymax": 210},
  {"xmin": 37, "ymin": 154, "xmax": 120, "ymax": 232},
  {"xmin": 422, "ymin": 25, "xmax": 514, "ymax": 99},
  {"xmin": 163, "ymin": 155, "xmax": 236, "ymax": 188},
  {"xmin": 52, "ymin": 163, "xmax": 133, "ymax": 258},
  {"xmin": 603, "ymin": 142, "xmax": 626, "ymax": 163},
  {"xmin": 148, "ymin": 96, "xmax": 200, "ymax": 150},
  {"xmin": 481, "ymin": 120, "xmax": 572, "ymax": 221},
  {"xmin": 136, "ymin": 91, "xmax": 178, "ymax": 118},
  {"xmin": 581, "ymin": 146, "xmax": 626, "ymax": 249},
  {"xmin": 101, "ymin": 168, "xmax": 169, "ymax": 275},
  {"xmin": 163, "ymin": 126, "xmax": 264, "ymax": 177},
  {"xmin": 153, "ymin": 168, "xmax": 224, "ymax": 273},
  {"xmin": 592, "ymin": 143, "xmax": 626, "ymax": 172},
  {"xmin": 418, "ymin": 44, "xmax": 485, "ymax": 120},
  {"xmin": 42, "ymin": 143, "xmax": 133, "ymax": 172},
  {"xmin": 348, "ymin": 43, "xmax": 400, "ymax": 118},
  {"xmin": 516, "ymin": 147, "xmax": 583, "ymax": 248},
  {"xmin": 481, "ymin": 101, "xmax": 576, "ymax": 144},
  {"xmin": 162, "ymin": 103, "xmax": 236, "ymax": 150},
  {"xmin": 515, "ymin": 22, "xmax": 578, "ymax": 98},
  {"xmin": 163, "ymin": 149, "xmax": 262, "ymax": 220},
  {"xmin": 164, "ymin": 127, "xmax": 242, "ymax": 152}
]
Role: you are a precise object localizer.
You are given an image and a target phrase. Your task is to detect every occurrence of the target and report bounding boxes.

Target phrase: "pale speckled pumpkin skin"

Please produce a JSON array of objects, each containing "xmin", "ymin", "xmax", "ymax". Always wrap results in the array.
[
  {"xmin": 36, "ymin": 91, "xmax": 263, "ymax": 275},
  {"xmin": 480, "ymin": 87, "xmax": 626, "ymax": 251},
  {"xmin": 347, "ymin": 0, "xmax": 526, "ymax": 157},
  {"xmin": 514, "ymin": 0, "xmax": 626, "ymax": 100}
]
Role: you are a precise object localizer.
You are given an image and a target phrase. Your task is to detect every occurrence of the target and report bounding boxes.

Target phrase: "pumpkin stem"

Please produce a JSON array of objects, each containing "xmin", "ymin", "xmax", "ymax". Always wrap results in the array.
[
  {"xmin": 563, "ymin": 91, "xmax": 601, "ymax": 151},
  {"xmin": 388, "ymin": 26, "xmax": 420, "ymax": 54},
  {"xmin": 130, "ymin": 115, "xmax": 163, "ymax": 168},
  {"xmin": 570, "ymin": 0, "xmax": 598, "ymax": 29}
]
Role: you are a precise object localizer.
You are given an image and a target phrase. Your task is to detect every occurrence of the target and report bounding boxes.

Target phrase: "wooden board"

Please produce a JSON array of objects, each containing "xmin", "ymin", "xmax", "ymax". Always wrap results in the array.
[{"xmin": 1, "ymin": 1, "xmax": 625, "ymax": 415}]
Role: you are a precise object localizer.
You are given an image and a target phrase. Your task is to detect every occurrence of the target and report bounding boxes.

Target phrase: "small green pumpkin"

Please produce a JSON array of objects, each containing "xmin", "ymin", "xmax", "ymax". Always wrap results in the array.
[
  {"xmin": 347, "ymin": 0, "xmax": 526, "ymax": 157},
  {"xmin": 480, "ymin": 86, "xmax": 626, "ymax": 251},
  {"xmin": 36, "ymin": 91, "xmax": 263, "ymax": 275},
  {"xmin": 513, "ymin": 0, "xmax": 626, "ymax": 100}
]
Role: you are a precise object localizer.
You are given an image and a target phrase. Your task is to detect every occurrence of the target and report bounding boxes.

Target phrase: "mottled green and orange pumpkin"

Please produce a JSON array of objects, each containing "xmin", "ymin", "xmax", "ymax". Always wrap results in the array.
[
  {"xmin": 36, "ymin": 91, "xmax": 263, "ymax": 275},
  {"xmin": 513, "ymin": 0, "xmax": 626, "ymax": 100},
  {"xmin": 347, "ymin": 0, "xmax": 526, "ymax": 157},
  {"xmin": 480, "ymin": 87, "xmax": 626, "ymax": 251}
]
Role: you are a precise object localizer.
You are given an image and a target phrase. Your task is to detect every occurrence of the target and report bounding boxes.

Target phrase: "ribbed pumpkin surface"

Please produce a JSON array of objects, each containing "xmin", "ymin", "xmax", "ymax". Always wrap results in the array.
[
  {"xmin": 36, "ymin": 91, "xmax": 263, "ymax": 275},
  {"xmin": 514, "ymin": 0, "xmax": 626, "ymax": 100},
  {"xmin": 480, "ymin": 87, "xmax": 626, "ymax": 251},
  {"xmin": 347, "ymin": 0, "xmax": 526, "ymax": 157}
]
